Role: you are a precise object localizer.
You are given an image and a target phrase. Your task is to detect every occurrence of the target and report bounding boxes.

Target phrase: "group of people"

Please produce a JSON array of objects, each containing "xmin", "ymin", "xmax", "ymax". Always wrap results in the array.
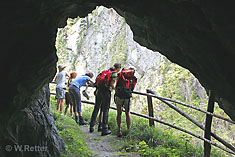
[
  {"xmin": 54, "ymin": 64, "xmax": 93, "ymax": 125},
  {"xmin": 54, "ymin": 62, "xmax": 137, "ymax": 137}
]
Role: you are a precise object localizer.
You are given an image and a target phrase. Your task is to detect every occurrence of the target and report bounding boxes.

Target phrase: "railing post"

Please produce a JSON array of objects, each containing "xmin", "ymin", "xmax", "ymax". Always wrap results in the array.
[
  {"xmin": 204, "ymin": 90, "xmax": 215, "ymax": 157},
  {"xmin": 147, "ymin": 89, "xmax": 154, "ymax": 127}
]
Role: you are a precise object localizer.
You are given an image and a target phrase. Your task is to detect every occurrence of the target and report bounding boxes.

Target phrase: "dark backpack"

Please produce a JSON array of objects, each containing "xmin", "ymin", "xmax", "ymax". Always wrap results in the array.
[
  {"xmin": 115, "ymin": 68, "xmax": 137, "ymax": 99},
  {"xmin": 96, "ymin": 69, "xmax": 117, "ymax": 87}
]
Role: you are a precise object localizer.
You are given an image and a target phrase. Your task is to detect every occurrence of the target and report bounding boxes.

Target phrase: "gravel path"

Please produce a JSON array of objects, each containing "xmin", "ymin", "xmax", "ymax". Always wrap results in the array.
[{"xmin": 79, "ymin": 125, "xmax": 140, "ymax": 157}]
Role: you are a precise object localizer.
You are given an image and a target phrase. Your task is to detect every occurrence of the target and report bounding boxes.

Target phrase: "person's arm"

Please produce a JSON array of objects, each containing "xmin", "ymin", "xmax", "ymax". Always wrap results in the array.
[
  {"xmin": 54, "ymin": 75, "xmax": 57, "ymax": 83},
  {"xmin": 87, "ymin": 80, "xmax": 94, "ymax": 86},
  {"xmin": 110, "ymin": 72, "xmax": 118, "ymax": 89},
  {"xmin": 110, "ymin": 83, "xmax": 115, "ymax": 89},
  {"xmin": 66, "ymin": 73, "xmax": 70, "ymax": 78},
  {"xmin": 110, "ymin": 79, "xmax": 116, "ymax": 89}
]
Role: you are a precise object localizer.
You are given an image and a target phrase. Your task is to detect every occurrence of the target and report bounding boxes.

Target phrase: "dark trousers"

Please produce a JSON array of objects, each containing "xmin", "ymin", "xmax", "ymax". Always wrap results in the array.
[
  {"xmin": 68, "ymin": 85, "xmax": 82, "ymax": 113},
  {"xmin": 90, "ymin": 87, "xmax": 111, "ymax": 128}
]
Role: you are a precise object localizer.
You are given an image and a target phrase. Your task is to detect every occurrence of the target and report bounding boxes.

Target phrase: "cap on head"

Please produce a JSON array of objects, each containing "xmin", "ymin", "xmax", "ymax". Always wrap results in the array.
[{"xmin": 58, "ymin": 64, "xmax": 66, "ymax": 71}]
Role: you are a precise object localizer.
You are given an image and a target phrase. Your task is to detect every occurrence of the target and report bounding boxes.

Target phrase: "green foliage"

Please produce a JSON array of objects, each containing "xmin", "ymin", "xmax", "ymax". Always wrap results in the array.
[
  {"xmin": 81, "ymin": 109, "xmax": 226, "ymax": 157},
  {"xmin": 51, "ymin": 97, "xmax": 92, "ymax": 157},
  {"xmin": 55, "ymin": 29, "xmax": 67, "ymax": 66}
]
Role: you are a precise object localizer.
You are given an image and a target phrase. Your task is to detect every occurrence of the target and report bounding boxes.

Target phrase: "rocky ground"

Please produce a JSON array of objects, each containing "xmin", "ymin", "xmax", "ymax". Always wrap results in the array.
[{"xmin": 79, "ymin": 125, "xmax": 140, "ymax": 157}]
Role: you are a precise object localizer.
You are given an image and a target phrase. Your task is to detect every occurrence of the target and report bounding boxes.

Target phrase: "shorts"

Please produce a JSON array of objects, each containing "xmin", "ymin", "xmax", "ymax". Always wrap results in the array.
[
  {"xmin": 114, "ymin": 96, "xmax": 132, "ymax": 106},
  {"xmin": 56, "ymin": 87, "xmax": 66, "ymax": 99}
]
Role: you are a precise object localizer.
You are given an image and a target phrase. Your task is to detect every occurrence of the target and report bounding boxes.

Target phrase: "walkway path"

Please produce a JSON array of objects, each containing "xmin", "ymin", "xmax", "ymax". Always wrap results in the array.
[{"xmin": 79, "ymin": 125, "xmax": 140, "ymax": 157}]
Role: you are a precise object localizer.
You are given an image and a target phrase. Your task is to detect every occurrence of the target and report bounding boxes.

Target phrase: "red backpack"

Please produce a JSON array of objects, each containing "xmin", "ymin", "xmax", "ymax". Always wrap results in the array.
[
  {"xmin": 96, "ymin": 69, "xmax": 116, "ymax": 87},
  {"xmin": 115, "ymin": 68, "xmax": 137, "ymax": 99}
]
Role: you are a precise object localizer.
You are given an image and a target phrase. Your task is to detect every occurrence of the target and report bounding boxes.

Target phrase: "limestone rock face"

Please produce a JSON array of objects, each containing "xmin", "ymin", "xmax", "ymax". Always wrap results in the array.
[
  {"xmin": 2, "ymin": 0, "xmax": 235, "ymax": 156},
  {"xmin": 56, "ymin": 6, "xmax": 207, "ymax": 113}
]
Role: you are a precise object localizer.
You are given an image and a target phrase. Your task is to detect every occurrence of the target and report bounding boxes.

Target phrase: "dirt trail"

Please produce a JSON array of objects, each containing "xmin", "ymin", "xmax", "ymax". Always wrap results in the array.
[{"xmin": 79, "ymin": 125, "xmax": 140, "ymax": 157}]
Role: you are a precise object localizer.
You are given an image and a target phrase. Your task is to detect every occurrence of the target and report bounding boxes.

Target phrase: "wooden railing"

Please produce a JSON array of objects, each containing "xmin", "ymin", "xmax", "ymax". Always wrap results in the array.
[{"xmin": 49, "ymin": 83, "xmax": 235, "ymax": 156}]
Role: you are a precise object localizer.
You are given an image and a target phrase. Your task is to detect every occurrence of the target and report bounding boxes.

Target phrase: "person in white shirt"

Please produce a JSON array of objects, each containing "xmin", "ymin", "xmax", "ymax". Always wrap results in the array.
[{"xmin": 54, "ymin": 64, "xmax": 69, "ymax": 114}]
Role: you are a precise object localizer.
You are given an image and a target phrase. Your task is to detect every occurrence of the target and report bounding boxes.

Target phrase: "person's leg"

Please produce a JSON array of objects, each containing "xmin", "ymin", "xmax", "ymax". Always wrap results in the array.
[
  {"xmin": 101, "ymin": 90, "xmax": 111, "ymax": 136},
  {"xmin": 67, "ymin": 92, "xmax": 74, "ymax": 117},
  {"xmin": 114, "ymin": 96, "xmax": 124, "ymax": 137},
  {"xmin": 124, "ymin": 99, "xmax": 131, "ymax": 136},
  {"xmin": 70, "ymin": 105, "xmax": 73, "ymax": 117},
  {"xmin": 56, "ymin": 87, "xmax": 60, "ymax": 111},
  {"xmin": 98, "ymin": 111, "xmax": 103, "ymax": 132},
  {"xmin": 60, "ymin": 98, "xmax": 65, "ymax": 114},
  {"xmin": 98, "ymin": 111, "xmax": 103, "ymax": 123},
  {"xmin": 56, "ymin": 99, "xmax": 60, "ymax": 111},
  {"xmin": 90, "ymin": 89, "xmax": 102, "ymax": 132},
  {"xmin": 116, "ymin": 103, "xmax": 123, "ymax": 137},
  {"xmin": 69, "ymin": 86, "xmax": 79, "ymax": 123},
  {"xmin": 64, "ymin": 92, "xmax": 70, "ymax": 115},
  {"xmin": 73, "ymin": 87, "xmax": 88, "ymax": 125},
  {"xmin": 125, "ymin": 103, "xmax": 131, "ymax": 130},
  {"xmin": 64, "ymin": 105, "xmax": 69, "ymax": 115}
]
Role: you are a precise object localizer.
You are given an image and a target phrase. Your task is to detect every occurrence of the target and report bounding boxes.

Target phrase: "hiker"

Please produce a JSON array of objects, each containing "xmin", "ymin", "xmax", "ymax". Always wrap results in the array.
[
  {"xmin": 54, "ymin": 64, "xmax": 69, "ymax": 114},
  {"xmin": 115, "ymin": 67, "xmax": 137, "ymax": 137},
  {"xmin": 64, "ymin": 72, "xmax": 77, "ymax": 117},
  {"xmin": 90, "ymin": 63, "xmax": 122, "ymax": 136},
  {"xmin": 69, "ymin": 72, "xmax": 94, "ymax": 125}
]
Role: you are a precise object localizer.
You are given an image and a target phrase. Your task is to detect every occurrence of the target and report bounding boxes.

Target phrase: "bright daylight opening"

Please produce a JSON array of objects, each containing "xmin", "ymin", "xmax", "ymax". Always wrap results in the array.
[{"xmin": 51, "ymin": 6, "xmax": 235, "ymax": 156}]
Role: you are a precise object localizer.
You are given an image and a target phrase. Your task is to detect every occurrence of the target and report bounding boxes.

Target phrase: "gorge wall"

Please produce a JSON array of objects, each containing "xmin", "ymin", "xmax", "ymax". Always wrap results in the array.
[
  {"xmin": 1, "ymin": 0, "xmax": 235, "ymax": 156},
  {"xmin": 56, "ymin": 6, "xmax": 207, "ymax": 114},
  {"xmin": 56, "ymin": 7, "xmax": 235, "ymax": 145}
]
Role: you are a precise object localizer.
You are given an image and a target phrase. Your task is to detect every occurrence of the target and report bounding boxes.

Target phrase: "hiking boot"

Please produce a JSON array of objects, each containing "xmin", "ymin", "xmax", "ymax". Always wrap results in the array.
[
  {"xmin": 101, "ymin": 124, "xmax": 111, "ymax": 136},
  {"xmin": 79, "ymin": 116, "xmax": 88, "ymax": 125},
  {"xmin": 101, "ymin": 129, "xmax": 111, "ymax": 136},
  {"xmin": 89, "ymin": 126, "xmax": 94, "ymax": 133},
  {"xmin": 117, "ymin": 129, "xmax": 122, "ymax": 137},
  {"xmin": 98, "ymin": 122, "xmax": 102, "ymax": 132},
  {"xmin": 89, "ymin": 122, "xmax": 95, "ymax": 133},
  {"xmin": 75, "ymin": 116, "xmax": 79, "ymax": 124}
]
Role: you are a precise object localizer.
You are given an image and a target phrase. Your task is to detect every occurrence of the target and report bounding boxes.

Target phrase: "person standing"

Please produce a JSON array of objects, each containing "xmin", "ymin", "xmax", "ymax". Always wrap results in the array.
[
  {"xmin": 54, "ymin": 64, "xmax": 69, "ymax": 114},
  {"xmin": 69, "ymin": 72, "xmax": 94, "ymax": 125},
  {"xmin": 90, "ymin": 63, "xmax": 121, "ymax": 136},
  {"xmin": 64, "ymin": 72, "xmax": 77, "ymax": 117},
  {"xmin": 114, "ymin": 67, "xmax": 137, "ymax": 137}
]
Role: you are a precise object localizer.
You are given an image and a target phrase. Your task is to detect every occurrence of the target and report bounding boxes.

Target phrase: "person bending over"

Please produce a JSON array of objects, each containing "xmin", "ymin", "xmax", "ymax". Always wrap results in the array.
[{"xmin": 69, "ymin": 72, "xmax": 94, "ymax": 125}]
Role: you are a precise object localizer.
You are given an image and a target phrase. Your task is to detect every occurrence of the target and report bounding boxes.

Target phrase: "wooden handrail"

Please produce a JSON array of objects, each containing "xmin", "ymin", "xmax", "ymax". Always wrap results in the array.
[
  {"xmin": 133, "ymin": 90, "xmax": 235, "ymax": 124},
  {"xmin": 144, "ymin": 89, "xmax": 235, "ymax": 153}
]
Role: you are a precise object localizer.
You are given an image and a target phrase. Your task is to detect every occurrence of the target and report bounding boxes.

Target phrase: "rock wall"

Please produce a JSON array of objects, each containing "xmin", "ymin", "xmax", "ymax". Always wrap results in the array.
[
  {"xmin": 0, "ymin": 85, "xmax": 64, "ymax": 156},
  {"xmin": 2, "ymin": 0, "xmax": 235, "ymax": 156}
]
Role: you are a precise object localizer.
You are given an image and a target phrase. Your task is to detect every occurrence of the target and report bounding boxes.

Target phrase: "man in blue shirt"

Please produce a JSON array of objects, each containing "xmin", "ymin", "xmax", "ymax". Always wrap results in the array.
[{"xmin": 69, "ymin": 72, "xmax": 94, "ymax": 125}]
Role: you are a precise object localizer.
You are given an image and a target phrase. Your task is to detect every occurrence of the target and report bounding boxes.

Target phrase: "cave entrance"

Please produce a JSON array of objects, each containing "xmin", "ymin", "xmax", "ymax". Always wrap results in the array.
[
  {"xmin": 54, "ymin": 5, "xmax": 209, "ymax": 113},
  {"xmin": 53, "ymin": 5, "xmax": 235, "ymax": 155}
]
